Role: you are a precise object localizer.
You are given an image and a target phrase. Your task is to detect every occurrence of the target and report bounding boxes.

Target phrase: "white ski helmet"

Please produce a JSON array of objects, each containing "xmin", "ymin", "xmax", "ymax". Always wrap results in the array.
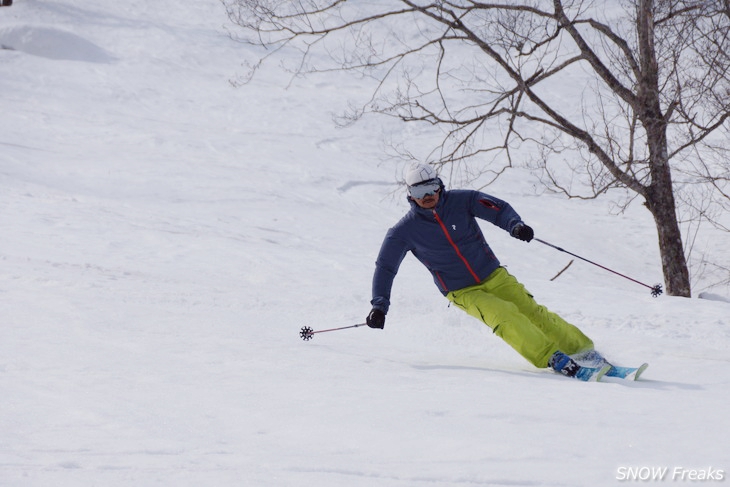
[{"xmin": 405, "ymin": 163, "xmax": 438, "ymax": 187}]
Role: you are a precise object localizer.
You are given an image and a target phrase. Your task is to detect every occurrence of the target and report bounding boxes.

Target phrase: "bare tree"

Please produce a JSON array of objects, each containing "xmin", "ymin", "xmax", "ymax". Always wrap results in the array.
[{"xmin": 223, "ymin": 0, "xmax": 730, "ymax": 297}]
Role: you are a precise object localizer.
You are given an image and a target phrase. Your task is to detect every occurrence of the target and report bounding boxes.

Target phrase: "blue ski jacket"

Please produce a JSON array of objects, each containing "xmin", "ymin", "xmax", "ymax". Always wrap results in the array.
[{"xmin": 371, "ymin": 189, "xmax": 525, "ymax": 313}]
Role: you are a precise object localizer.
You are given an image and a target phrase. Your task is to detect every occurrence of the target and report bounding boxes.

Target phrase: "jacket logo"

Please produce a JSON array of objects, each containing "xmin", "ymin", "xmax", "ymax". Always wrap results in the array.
[{"xmin": 452, "ymin": 225, "xmax": 457, "ymax": 231}]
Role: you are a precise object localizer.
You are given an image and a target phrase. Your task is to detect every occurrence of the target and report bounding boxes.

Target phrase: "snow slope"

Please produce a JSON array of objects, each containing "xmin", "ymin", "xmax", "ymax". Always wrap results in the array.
[{"xmin": 1, "ymin": 1, "xmax": 728, "ymax": 486}]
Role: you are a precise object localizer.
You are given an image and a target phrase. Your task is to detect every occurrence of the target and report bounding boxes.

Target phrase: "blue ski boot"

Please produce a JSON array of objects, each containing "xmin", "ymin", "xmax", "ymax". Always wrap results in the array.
[{"xmin": 549, "ymin": 351, "xmax": 610, "ymax": 382}]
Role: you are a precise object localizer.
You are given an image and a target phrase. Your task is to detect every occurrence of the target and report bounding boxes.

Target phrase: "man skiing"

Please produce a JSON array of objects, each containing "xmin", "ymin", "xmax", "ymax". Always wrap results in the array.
[{"xmin": 366, "ymin": 163, "xmax": 615, "ymax": 381}]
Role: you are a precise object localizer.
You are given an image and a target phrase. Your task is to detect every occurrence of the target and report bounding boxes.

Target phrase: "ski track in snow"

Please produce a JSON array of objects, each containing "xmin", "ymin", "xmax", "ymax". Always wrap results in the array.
[{"xmin": 1, "ymin": 1, "xmax": 729, "ymax": 486}]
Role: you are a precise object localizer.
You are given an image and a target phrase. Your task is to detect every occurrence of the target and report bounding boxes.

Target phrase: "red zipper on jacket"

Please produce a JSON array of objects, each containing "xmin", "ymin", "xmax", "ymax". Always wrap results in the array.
[{"xmin": 432, "ymin": 210, "xmax": 481, "ymax": 284}]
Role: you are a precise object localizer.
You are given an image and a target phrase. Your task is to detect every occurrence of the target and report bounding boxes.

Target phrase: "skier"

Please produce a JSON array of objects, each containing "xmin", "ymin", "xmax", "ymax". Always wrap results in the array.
[{"xmin": 365, "ymin": 163, "xmax": 609, "ymax": 381}]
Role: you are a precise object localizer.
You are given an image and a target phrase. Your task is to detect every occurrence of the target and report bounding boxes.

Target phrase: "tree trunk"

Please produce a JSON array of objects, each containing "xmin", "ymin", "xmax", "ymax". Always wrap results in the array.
[
  {"xmin": 644, "ymin": 164, "xmax": 691, "ymax": 297},
  {"xmin": 641, "ymin": 111, "xmax": 690, "ymax": 297},
  {"xmin": 636, "ymin": 0, "xmax": 691, "ymax": 297}
]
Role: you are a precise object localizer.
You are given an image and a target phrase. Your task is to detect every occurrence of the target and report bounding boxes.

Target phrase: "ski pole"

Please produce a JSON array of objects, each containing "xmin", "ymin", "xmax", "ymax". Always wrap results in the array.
[
  {"xmin": 534, "ymin": 238, "xmax": 663, "ymax": 297},
  {"xmin": 300, "ymin": 323, "xmax": 367, "ymax": 341}
]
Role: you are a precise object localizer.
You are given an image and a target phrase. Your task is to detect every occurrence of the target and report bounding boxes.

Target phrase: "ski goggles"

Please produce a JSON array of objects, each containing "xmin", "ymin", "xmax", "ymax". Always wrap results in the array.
[{"xmin": 408, "ymin": 178, "xmax": 441, "ymax": 199}]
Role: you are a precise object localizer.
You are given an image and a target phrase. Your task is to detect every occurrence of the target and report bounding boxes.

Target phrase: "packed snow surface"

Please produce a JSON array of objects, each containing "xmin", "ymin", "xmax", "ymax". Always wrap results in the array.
[{"xmin": 1, "ymin": 1, "xmax": 728, "ymax": 486}]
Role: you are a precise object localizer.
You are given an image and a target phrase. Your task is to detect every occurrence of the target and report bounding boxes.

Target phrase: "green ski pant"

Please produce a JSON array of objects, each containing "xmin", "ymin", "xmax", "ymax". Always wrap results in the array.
[{"xmin": 446, "ymin": 267, "xmax": 593, "ymax": 368}]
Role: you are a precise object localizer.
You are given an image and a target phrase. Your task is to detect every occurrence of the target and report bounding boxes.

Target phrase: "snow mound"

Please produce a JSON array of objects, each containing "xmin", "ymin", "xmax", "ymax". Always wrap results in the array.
[
  {"xmin": 0, "ymin": 26, "xmax": 114, "ymax": 63},
  {"xmin": 698, "ymin": 292, "xmax": 730, "ymax": 303}
]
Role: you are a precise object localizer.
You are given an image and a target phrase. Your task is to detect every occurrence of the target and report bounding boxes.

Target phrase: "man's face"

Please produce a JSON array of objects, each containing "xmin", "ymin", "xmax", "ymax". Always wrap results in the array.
[
  {"xmin": 408, "ymin": 179, "xmax": 441, "ymax": 209},
  {"xmin": 413, "ymin": 188, "xmax": 440, "ymax": 209}
]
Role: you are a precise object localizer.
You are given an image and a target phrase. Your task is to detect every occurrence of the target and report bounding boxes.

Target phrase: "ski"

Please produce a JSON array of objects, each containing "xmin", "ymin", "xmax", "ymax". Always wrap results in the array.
[
  {"xmin": 605, "ymin": 363, "xmax": 649, "ymax": 381},
  {"xmin": 575, "ymin": 364, "xmax": 612, "ymax": 382},
  {"xmin": 570, "ymin": 350, "xmax": 648, "ymax": 381}
]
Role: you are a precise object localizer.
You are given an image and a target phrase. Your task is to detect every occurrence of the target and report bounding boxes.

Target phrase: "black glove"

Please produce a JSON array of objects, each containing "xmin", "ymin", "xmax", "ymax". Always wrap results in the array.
[
  {"xmin": 366, "ymin": 308, "xmax": 386, "ymax": 329},
  {"xmin": 511, "ymin": 223, "xmax": 534, "ymax": 242}
]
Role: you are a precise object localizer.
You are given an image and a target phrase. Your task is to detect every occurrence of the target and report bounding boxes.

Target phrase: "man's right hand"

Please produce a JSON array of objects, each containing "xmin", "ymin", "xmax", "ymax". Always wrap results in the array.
[{"xmin": 366, "ymin": 308, "xmax": 386, "ymax": 329}]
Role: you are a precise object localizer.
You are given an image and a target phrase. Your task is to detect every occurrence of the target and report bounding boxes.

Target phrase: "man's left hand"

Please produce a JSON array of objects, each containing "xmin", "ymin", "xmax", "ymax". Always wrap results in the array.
[{"xmin": 511, "ymin": 223, "xmax": 534, "ymax": 242}]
